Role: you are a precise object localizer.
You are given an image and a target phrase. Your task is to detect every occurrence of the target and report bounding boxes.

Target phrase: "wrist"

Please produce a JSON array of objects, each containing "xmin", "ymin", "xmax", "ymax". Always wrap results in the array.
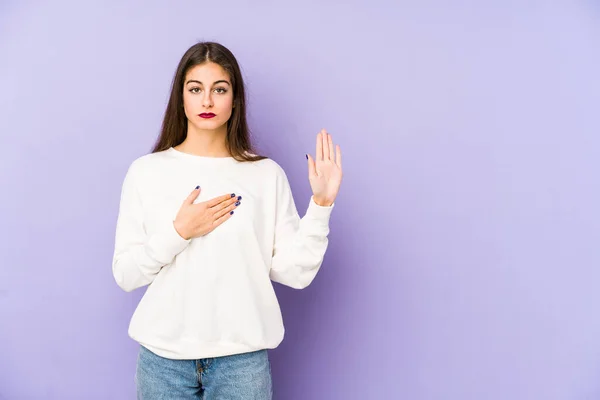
[
  {"xmin": 173, "ymin": 220, "xmax": 190, "ymax": 240},
  {"xmin": 313, "ymin": 196, "xmax": 334, "ymax": 207}
]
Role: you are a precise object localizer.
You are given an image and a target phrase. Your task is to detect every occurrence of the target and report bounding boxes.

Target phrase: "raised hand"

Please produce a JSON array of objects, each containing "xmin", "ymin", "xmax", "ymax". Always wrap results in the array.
[{"xmin": 306, "ymin": 129, "xmax": 343, "ymax": 207}]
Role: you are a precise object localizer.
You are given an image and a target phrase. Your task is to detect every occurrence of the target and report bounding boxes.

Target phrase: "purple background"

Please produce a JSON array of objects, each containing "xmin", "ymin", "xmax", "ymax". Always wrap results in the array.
[{"xmin": 1, "ymin": 1, "xmax": 600, "ymax": 399}]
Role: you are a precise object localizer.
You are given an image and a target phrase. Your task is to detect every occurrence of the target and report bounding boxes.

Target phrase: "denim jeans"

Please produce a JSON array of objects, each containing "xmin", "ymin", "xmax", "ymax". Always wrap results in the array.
[{"xmin": 135, "ymin": 345, "xmax": 273, "ymax": 399}]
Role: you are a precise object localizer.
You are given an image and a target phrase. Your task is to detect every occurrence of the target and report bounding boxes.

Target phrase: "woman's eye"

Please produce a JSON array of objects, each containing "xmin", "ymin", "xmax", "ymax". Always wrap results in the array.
[
  {"xmin": 190, "ymin": 87, "xmax": 201, "ymax": 93},
  {"xmin": 215, "ymin": 88, "xmax": 227, "ymax": 94}
]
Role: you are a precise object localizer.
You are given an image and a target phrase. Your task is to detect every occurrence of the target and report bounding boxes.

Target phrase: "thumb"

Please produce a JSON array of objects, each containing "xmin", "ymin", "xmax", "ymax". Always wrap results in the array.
[
  {"xmin": 184, "ymin": 185, "xmax": 201, "ymax": 205},
  {"xmin": 306, "ymin": 154, "xmax": 317, "ymax": 178}
]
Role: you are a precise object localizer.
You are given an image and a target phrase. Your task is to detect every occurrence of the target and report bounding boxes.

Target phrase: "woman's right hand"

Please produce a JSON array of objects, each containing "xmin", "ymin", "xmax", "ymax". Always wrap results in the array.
[{"xmin": 173, "ymin": 187, "xmax": 242, "ymax": 240}]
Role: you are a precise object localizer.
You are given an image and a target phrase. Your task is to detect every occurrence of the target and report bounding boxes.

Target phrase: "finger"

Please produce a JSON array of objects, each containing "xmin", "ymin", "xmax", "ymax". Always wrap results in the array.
[
  {"xmin": 307, "ymin": 153, "xmax": 317, "ymax": 177},
  {"xmin": 328, "ymin": 133, "xmax": 335, "ymax": 160},
  {"xmin": 184, "ymin": 185, "xmax": 201, "ymax": 205},
  {"xmin": 316, "ymin": 131, "xmax": 323, "ymax": 161},
  {"xmin": 206, "ymin": 192, "xmax": 236, "ymax": 208},
  {"xmin": 207, "ymin": 210, "xmax": 235, "ymax": 235},
  {"xmin": 336, "ymin": 144, "xmax": 342, "ymax": 169},
  {"xmin": 213, "ymin": 211, "xmax": 233, "ymax": 230},
  {"xmin": 212, "ymin": 194, "xmax": 241, "ymax": 214},
  {"xmin": 322, "ymin": 129, "xmax": 330, "ymax": 160},
  {"xmin": 213, "ymin": 203, "xmax": 238, "ymax": 227}
]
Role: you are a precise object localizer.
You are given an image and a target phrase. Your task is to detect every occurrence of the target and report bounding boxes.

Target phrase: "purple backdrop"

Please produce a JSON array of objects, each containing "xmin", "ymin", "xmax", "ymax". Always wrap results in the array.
[{"xmin": 1, "ymin": 1, "xmax": 600, "ymax": 399}]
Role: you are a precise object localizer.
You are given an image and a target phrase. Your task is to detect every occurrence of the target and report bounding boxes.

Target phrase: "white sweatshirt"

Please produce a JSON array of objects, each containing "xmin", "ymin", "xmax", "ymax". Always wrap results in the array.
[{"xmin": 112, "ymin": 147, "xmax": 334, "ymax": 360}]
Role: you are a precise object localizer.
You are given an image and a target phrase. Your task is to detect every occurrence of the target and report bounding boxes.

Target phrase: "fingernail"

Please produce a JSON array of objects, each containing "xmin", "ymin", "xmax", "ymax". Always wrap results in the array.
[
  {"xmin": 230, "ymin": 211, "xmax": 234, "ymax": 215},
  {"xmin": 305, "ymin": 154, "xmax": 308, "ymax": 160},
  {"xmin": 195, "ymin": 185, "xmax": 200, "ymax": 190},
  {"xmin": 231, "ymin": 193, "xmax": 235, "ymax": 197},
  {"xmin": 237, "ymin": 196, "xmax": 242, "ymax": 200},
  {"xmin": 235, "ymin": 201, "xmax": 240, "ymax": 206}
]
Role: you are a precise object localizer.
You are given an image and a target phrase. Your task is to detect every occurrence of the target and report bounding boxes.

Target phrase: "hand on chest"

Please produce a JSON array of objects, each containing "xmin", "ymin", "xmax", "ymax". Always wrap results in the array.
[{"xmin": 143, "ymin": 176, "xmax": 262, "ymax": 239}]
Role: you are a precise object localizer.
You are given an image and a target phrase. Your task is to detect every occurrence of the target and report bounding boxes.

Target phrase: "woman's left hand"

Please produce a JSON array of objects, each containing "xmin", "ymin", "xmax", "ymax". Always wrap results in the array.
[{"xmin": 306, "ymin": 129, "xmax": 343, "ymax": 207}]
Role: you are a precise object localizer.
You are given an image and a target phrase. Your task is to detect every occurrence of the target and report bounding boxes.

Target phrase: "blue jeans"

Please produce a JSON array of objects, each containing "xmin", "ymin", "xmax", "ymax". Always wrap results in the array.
[{"xmin": 135, "ymin": 345, "xmax": 273, "ymax": 399}]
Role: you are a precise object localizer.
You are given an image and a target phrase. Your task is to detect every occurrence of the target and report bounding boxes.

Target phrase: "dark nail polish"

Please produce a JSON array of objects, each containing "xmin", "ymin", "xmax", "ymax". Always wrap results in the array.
[
  {"xmin": 230, "ymin": 211, "xmax": 234, "ymax": 215},
  {"xmin": 235, "ymin": 201, "xmax": 240, "ymax": 206},
  {"xmin": 195, "ymin": 185, "xmax": 200, "ymax": 190},
  {"xmin": 305, "ymin": 154, "xmax": 308, "ymax": 160},
  {"xmin": 231, "ymin": 193, "xmax": 235, "ymax": 197},
  {"xmin": 237, "ymin": 196, "xmax": 242, "ymax": 200}
]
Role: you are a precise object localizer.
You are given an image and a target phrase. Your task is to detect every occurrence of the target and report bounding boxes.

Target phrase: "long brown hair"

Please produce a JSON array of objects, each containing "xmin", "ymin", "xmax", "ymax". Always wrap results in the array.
[{"xmin": 151, "ymin": 42, "xmax": 266, "ymax": 162}]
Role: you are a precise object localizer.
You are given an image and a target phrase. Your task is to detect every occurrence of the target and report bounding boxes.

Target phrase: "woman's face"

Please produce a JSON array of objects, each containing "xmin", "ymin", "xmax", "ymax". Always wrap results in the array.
[{"xmin": 182, "ymin": 62, "xmax": 234, "ymax": 133}]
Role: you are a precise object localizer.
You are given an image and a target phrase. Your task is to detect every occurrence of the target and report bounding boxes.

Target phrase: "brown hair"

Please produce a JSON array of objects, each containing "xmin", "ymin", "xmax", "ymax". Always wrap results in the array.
[{"xmin": 151, "ymin": 42, "xmax": 266, "ymax": 162}]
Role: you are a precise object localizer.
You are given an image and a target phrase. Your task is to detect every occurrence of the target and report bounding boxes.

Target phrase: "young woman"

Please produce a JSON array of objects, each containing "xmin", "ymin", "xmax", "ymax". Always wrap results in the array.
[{"xmin": 112, "ymin": 41, "xmax": 342, "ymax": 399}]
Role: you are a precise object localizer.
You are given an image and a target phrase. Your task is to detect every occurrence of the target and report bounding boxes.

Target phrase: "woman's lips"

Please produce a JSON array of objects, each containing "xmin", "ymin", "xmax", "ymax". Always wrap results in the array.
[{"xmin": 199, "ymin": 113, "xmax": 216, "ymax": 119}]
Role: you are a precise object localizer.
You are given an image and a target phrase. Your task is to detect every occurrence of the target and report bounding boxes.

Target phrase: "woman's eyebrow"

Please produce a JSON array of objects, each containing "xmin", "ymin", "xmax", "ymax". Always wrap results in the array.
[{"xmin": 185, "ymin": 79, "xmax": 231, "ymax": 86}]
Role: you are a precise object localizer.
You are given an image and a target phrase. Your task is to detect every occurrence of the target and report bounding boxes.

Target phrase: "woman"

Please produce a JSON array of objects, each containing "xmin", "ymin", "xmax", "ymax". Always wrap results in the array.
[{"xmin": 112, "ymin": 41, "xmax": 342, "ymax": 399}]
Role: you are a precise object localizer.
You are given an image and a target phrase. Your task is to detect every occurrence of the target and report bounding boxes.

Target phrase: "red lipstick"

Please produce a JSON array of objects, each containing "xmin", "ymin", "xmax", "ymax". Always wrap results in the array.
[{"xmin": 199, "ymin": 113, "xmax": 216, "ymax": 119}]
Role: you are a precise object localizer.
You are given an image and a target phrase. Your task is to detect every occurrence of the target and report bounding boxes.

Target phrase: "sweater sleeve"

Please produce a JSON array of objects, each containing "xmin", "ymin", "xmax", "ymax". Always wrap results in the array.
[
  {"xmin": 112, "ymin": 161, "xmax": 191, "ymax": 292},
  {"xmin": 269, "ymin": 165, "xmax": 334, "ymax": 289}
]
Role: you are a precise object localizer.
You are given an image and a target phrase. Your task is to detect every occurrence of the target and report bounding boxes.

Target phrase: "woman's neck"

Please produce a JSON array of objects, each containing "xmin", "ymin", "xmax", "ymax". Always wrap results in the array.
[{"xmin": 176, "ymin": 125, "xmax": 230, "ymax": 157}]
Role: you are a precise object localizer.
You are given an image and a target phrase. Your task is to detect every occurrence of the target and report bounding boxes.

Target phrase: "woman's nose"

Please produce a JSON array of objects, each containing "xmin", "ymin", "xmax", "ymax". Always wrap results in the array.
[{"xmin": 202, "ymin": 93, "xmax": 213, "ymax": 107}]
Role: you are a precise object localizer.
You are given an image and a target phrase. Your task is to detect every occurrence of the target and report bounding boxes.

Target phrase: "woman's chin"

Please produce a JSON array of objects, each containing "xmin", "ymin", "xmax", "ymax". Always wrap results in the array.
[{"xmin": 190, "ymin": 120, "xmax": 227, "ymax": 133}]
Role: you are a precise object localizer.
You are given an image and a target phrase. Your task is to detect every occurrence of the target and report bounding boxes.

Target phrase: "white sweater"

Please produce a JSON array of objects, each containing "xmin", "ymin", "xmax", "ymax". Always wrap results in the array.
[{"xmin": 112, "ymin": 147, "xmax": 334, "ymax": 359}]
